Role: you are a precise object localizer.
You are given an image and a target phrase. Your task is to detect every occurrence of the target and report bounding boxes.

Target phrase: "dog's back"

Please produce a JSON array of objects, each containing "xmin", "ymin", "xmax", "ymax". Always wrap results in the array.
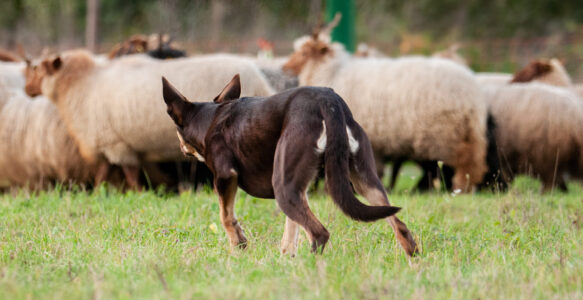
[{"xmin": 208, "ymin": 86, "xmax": 397, "ymax": 218}]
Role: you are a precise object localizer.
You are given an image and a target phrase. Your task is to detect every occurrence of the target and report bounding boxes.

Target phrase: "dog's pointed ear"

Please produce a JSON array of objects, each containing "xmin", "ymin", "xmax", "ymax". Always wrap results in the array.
[
  {"xmin": 162, "ymin": 76, "xmax": 188, "ymax": 127},
  {"xmin": 213, "ymin": 74, "xmax": 241, "ymax": 103}
]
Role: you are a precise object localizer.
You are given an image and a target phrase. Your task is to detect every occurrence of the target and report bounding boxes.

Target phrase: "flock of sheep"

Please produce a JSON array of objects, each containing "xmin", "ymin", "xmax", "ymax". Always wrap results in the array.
[{"xmin": 1, "ymin": 18, "xmax": 583, "ymax": 194}]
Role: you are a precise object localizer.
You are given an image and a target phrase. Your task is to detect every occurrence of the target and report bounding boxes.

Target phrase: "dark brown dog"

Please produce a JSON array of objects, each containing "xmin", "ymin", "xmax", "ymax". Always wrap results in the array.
[{"xmin": 162, "ymin": 74, "xmax": 417, "ymax": 256}]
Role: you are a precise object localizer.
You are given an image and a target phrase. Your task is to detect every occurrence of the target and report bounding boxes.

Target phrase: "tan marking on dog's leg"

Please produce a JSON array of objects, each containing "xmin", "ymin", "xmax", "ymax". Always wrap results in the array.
[
  {"xmin": 217, "ymin": 178, "xmax": 247, "ymax": 249},
  {"xmin": 363, "ymin": 187, "xmax": 417, "ymax": 256},
  {"xmin": 351, "ymin": 177, "xmax": 418, "ymax": 256},
  {"xmin": 280, "ymin": 217, "xmax": 300, "ymax": 257}
]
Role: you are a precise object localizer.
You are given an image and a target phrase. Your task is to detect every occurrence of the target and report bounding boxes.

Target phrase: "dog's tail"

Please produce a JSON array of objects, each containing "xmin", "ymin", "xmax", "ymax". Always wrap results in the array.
[{"xmin": 320, "ymin": 98, "xmax": 400, "ymax": 222}]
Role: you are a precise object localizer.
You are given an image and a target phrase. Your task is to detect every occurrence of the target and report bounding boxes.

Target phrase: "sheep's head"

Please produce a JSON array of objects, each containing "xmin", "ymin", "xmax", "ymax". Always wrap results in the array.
[
  {"xmin": 283, "ymin": 13, "xmax": 341, "ymax": 75},
  {"xmin": 511, "ymin": 60, "xmax": 552, "ymax": 83},
  {"xmin": 24, "ymin": 56, "xmax": 61, "ymax": 97},
  {"xmin": 25, "ymin": 50, "xmax": 95, "ymax": 100},
  {"xmin": 108, "ymin": 34, "xmax": 149, "ymax": 59},
  {"xmin": 432, "ymin": 44, "xmax": 467, "ymax": 66},
  {"xmin": 283, "ymin": 36, "xmax": 332, "ymax": 75}
]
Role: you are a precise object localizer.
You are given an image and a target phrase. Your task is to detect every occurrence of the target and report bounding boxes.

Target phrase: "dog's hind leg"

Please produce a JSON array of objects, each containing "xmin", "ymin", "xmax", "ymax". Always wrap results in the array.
[
  {"xmin": 215, "ymin": 175, "xmax": 247, "ymax": 249},
  {"xmin": 273, "ymin": 132, "xmax": 329, "ymax": 254},
  {"xmin": 280, "ymin": 217, "xmax": 300, "ymax": 256},
  {"xmin": 348, "ymin": 125, "xmax": 418, "ymax": 256}
]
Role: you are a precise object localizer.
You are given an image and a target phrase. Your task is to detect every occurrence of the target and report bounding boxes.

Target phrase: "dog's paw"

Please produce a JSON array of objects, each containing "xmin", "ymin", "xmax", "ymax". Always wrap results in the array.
[
  {"xmin": 280, "ymin": 241, "xmax": 298, "ymax": 257},
  {"xmin": 236, "ymin": 238, "xmax": 248, "ymax": 250}
]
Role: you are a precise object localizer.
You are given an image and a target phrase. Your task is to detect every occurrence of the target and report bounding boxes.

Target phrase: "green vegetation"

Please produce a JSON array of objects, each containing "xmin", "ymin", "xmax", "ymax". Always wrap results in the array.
[{"xmin": 1, "ymin": 166, "xmax": 582, "ymax": 299}]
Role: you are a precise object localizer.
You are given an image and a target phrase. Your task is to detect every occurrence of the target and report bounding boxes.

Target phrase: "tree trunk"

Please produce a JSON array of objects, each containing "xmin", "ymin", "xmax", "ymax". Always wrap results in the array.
[{"xmin": 86, "ymin": 0, "xmax": 99, "ymax": 52}]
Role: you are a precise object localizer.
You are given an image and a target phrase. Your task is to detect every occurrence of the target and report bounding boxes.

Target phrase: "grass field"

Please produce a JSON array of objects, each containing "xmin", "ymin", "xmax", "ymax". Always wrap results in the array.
[{"xmin": 1, "ymin": 165, "xmax": 582, "ymax": 299}]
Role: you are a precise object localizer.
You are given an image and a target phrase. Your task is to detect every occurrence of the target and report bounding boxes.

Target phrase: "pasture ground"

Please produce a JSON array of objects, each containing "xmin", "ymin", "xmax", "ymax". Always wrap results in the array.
[{"xmin": 1, "ymin": 165, "xmax": 582, "ymax": 299}]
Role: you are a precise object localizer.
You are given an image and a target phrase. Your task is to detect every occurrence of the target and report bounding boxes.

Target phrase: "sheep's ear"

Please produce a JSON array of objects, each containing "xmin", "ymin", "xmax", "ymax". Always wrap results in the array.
[
  {"xmin": 213, "ymin": 74, "xmax": 241, "ymax": 103},
  {"xmin": 316, "ymin": 43, "xmax": 329, "ymax": 55},
  {"xmin": 536, "ymin": 61, "xmax": 552, "ymax": 73},
  {"xmin": 43, "ymin": 56, "xmax": 62, "ymax": 75},
  {"xmin": 162, "ymin": 76, "xmax": 188, "ymax": 127}
]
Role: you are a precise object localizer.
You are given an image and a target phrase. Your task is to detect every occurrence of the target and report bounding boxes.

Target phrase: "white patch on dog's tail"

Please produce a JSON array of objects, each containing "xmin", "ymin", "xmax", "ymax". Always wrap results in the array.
[
  {"xmin": 317, "ymin": 122, "xmax": 359, "ymax": 154},
  {"xmin": 346, "ymin": 126, "xmax": 359, "ymax": 154},
  {"xmin": 316, "ymin": 120, "xmax": 327, "ymax": 153}
]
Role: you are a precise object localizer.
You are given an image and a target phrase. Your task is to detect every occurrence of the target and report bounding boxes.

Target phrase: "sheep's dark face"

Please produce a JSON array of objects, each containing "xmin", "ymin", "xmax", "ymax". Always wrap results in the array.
[
  {"xmin": 283, "ymin": 38, "xmax": 331, "ymax": 75},
  {"xmin": 511, "ymin": 60, "xmax": 552, "ymax": 83}
]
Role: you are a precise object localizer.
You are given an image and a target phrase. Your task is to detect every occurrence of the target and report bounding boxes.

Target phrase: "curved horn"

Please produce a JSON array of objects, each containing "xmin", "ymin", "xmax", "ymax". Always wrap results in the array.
[
  {"xmin": 157, "ymin": 32, "xmax": 164, "ymax": 51},
  {"xmin": 16, "ymin": 43, "xmax": 32, "ymax": 64},
  {"xmin": 320, "ymin": 12, "xmax": 342, "ymax": 37}
]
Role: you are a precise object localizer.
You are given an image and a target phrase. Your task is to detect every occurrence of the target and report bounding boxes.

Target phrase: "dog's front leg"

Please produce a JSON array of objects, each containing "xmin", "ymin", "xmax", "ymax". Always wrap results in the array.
[{"xmin": 215, "ymin": 175, "xmax": 247, "ymax": 249}]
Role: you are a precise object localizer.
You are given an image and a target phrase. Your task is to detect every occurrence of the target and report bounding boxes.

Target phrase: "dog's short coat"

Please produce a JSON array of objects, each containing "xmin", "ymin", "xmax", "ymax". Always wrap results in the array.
[{"xmin": 162, "ymin": 74, "xmax": 417, "ymax": 256}]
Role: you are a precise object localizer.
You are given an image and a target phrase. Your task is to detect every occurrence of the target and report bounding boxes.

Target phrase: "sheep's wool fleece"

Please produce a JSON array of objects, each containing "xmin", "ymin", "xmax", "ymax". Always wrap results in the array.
[
  {"xmin": 0, "ymin": 92, "xmax": 92, "ymax": 186},
  {"xmin": 0, "ymin": 62, "xmax": 25, "ymax": 109},
  {"xmin": 298, "ymin": 45, "xmax": 488, "ymax": 167},
  {"xmin": 475, "ymin": 72, "xmax": 512, "ymax": 86},
  {"xmin": 43, "ymin": 51, "xmax": 275, "ymax": 165},
  {"xmin": 484, "ymin": 82, "xmax": 583, "ymax": 178}
]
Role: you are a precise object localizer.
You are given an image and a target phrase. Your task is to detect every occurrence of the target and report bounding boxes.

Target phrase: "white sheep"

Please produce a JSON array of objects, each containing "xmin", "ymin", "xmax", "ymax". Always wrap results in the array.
[
  {"xmin": 0, "ymin": 61, "xmax": 25, "ymax": 105},
  {"xmin": 511, "ymin": 58, "xmax": 572, "ymax": 87},
  {"xmin": 0, "ymin": 91, "xmax": 94, "ymax": 188},
  {"xmin": 432, "ymin": 44, "xmax": 468, "ymax": 66},
  {"xmin": 510, "ymin": 58, "xmax": 583, "ymax": 100},
  {"xmin": 28, "ymin": 50, "xmax": 275, "ymax": 187},
  {"xmin": 284, "ymin": 36, "xmax": 489, "ymax": 191},
  {"xmin": 483, "ymin": 82, "xmax": 583, "ymax": 191}
]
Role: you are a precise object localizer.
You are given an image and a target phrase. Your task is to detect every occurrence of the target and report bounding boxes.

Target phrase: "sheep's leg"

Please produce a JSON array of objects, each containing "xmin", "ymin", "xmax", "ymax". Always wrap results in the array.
[
  {"xmin": 415, "ymin": 160, "xmax": 437, "ymax": 191},
  {"xmin": 374, "ymin": 152, "xmax": 385, "ymax": 179},
  {"xmin": 122, "ymin": 165, "xmax": 141, "ymax": 190},
  {"xmin": 142, "ymin": 162, "xmax": 174, "ymax": 189},
  {"xmin": 94, "ymin": 161, "xmax": 111, "ymax": 186},
  {"xmin": 442, "ymin": 165, "xmax": 455, "ymax": 190},
  {"xmin": 215, "ymin": 175, "xmax": 247, "ymax": 248},
  {"xmin": 541, "ymin": 174, "xmax": 568, "ymax": 193},
  {"xmin": 452, "ymin": 141, "xmax": 487, "ymax": 193},
  {"xmin": 388, "ymin": 158, "xmax": 404, "ymax": 192}
]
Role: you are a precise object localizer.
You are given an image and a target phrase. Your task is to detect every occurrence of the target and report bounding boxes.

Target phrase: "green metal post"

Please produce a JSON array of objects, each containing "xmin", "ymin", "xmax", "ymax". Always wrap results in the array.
[{"xmin": 326, "ymin": 0, "xmax": 355, "ymax": 53}]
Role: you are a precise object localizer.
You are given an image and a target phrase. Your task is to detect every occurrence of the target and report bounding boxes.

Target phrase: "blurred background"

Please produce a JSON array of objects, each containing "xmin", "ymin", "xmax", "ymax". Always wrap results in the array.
[{"xmin": 2, "ymin": 0, "xmax": 583, "ymax": 79}]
